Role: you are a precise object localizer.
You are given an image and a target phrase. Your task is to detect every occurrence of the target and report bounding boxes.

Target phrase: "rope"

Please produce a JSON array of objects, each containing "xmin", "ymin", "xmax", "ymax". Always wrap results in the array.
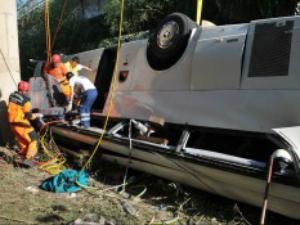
[
  {"xmin": 51, "ymin": 0, "xmax": 68, "ymax": 50},
  {"xmin": 196, "ymin": 0, "xmax": 203, "ymax": 25},
  {"xmin": 38, "ymin": 121, "xmax": 66, "ymax": 175},
  {"xmin": 80, "ymin": 0, "xmax": 126, "ymax": 171},
  {"xmin": 44, "ymin": 0, "xmax": 52, "ymax": 63},
  {"xmin": 38, "ymin": 128, "xmax": 65, "ymax": 174},
  {"xmin": 0, "ymin": 48, "xmax": 18, "ymax": 87}
]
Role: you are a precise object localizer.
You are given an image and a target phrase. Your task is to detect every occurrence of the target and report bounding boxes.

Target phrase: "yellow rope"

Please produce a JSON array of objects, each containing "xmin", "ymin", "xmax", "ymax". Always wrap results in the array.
[
  {"xmin": 51, "ymin": 0, "xmax": 68, "ymax": 50},
  {"xmin": 196, "ymin": 0, "xmax": 203, "ymax": 25},
  {"xmin": 39, "ymin": 0, "xmax": 125, "ymax": 175},
  {"xmin": 44, "ymin": 0, "xmax": 52, "ymax": 63},
  {"xmin": 81, "ymin": 0, "xmax": 126, "ymax": 171},
  {"xmin": 40, "ymin": 1, "xmax": 67, "ymax": 175},
  {"xmin": 38, "ymin": 128, "xmax": 66, "ymax": 175}
]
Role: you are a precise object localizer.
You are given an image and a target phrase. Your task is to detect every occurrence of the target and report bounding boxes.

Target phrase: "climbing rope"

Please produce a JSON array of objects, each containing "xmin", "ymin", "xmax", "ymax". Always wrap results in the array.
[
  {"xmin": 44, "ymin": 0, "xmax": 52, "ymax": 63},
  {"xmin": 37, "ymin": 121, "xmax": 66, "ymax": 175},
  {"xmin": 38, "ymin": 0, "xmax": 126, "ymax": 175},
  {"xmin": 196, "ymin": 0, "xmax": 203, "ymax": 25},
  {"xmin": 38, "ymin": 128, "xmax": 65, "ymax": 175},
  {"xmin": 51, "ymin": 0, "xmax": 68, "ymax": 50},
  {"xmin": 44, "ymin": 0, "xmax": 68, "ymax": 61},
  {"xmin": 80, "ymin": 0, "xmax": 126, "ymax": 171}
]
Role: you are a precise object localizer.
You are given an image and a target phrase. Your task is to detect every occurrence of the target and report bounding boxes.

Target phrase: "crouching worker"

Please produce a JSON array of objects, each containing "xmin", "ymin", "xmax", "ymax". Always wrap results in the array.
[
  {"xmin": 8, "ymin": 81, "xmax": 38, "ymax": 160},
  {"xmin": 66, "ymin": 72, "xmax": 98, "ymax": 128}
]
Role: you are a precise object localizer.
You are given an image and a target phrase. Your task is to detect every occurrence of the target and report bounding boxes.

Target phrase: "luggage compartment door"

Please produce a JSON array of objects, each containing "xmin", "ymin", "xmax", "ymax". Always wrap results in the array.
[{"xmin": 191, "ymin": 24, "xmax": 248, "ymax": 90}]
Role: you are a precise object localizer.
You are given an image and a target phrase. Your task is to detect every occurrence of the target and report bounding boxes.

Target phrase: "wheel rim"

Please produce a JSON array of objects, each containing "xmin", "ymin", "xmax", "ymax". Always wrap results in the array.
[{"xmin": 156, "ymin": 21, "xmax": 179, "ymax": 49}]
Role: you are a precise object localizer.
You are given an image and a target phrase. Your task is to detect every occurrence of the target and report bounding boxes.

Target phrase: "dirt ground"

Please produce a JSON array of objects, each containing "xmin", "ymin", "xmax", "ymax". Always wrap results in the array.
[{"xmin": 0, "ymin": 147, "xmax": 298, "ymax": 225}]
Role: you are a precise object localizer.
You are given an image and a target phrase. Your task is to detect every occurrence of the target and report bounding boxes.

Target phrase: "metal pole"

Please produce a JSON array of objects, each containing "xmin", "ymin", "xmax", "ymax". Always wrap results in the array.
[
  {"xmin": 122, "ymin": 119, "xmax": 133, "ymax": 192},
  {"xmin": 259, "ymin": 157, "xmax": 274, "ymax": 225}
]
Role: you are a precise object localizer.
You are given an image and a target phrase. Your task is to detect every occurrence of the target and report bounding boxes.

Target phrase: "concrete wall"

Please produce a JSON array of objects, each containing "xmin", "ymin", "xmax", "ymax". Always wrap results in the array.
[
  {"xmin": 0, "ymin": 0, "xmax": 20, "ymax": 145},
  {"xmin": 0, "ymin": 0, "xmax": 20, "ymax": 101}
]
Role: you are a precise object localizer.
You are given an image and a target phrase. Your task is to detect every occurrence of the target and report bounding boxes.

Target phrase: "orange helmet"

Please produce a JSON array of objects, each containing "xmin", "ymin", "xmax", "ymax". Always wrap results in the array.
[
  {"xmin": 18, "ymin": 81, "xmax": 30, "ymax": 92},
  {"xmin": 52, "ymin": 54, "xmax": 61, "ymax": 64}
]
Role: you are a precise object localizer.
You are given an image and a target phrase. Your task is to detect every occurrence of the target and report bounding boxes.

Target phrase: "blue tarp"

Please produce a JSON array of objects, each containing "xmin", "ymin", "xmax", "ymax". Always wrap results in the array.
[{"xmin": 40, "ymin": 169, "xmax": 89, "ymax": 193}]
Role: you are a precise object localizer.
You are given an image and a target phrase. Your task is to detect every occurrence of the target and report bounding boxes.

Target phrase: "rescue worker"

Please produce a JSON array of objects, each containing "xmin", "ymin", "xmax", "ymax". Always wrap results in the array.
[
  {"xmin": 65, "ymin": 56, "xmax": 93, "ymax": 76},
  {"xmin": 59, "ymin": 78, "xmax": 72, "ymax": 102},
  {"xmin": 66, "ymin": 72, "xmax": 98, "ymax": 128},
  {"xmin": 62, "ymin": 56, "xmax": 90, "ymax": 105},
  {"xmin": 8, "ymin": 81, "xmax": 38, "ymax": 160},
  {"xmin": 44, "ymin": 54, "xmax": 70, "ymax": 104},
  {"xmin": 45, "ymin": 54, "xmax": 67, "ymax": 81}
]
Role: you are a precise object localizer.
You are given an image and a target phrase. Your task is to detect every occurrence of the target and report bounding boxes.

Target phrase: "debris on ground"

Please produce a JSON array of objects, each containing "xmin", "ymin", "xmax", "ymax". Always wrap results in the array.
[
  {"xmin": 70, "ymin": 214, "xmax": 118, "ymax": 225},
  {"xmin": 120, "ymin": 200, "xmax": 137, "ymax": 216},
  {"xmin": 0, "ymin": 146, "xmax": 17, "ymax": 163},
  {"xmin": 0, "ymin": 147, "xmax": 298, "ymax": 225},
  {"xmin": 25, "ymin": 186, "xmax": 40, "ymax": 194}
]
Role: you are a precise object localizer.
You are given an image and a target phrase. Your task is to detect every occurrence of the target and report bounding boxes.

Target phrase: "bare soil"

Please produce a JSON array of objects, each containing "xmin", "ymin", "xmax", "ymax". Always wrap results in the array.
[{"xmin": 0, "ymin": 147, "xmax": 298, "ymax": 225}]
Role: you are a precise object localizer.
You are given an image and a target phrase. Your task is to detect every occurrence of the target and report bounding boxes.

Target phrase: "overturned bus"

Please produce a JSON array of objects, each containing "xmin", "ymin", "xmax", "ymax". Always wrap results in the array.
[{"xmin": 31, "ymin": 13, "xmax": 300, "ymax": 219}]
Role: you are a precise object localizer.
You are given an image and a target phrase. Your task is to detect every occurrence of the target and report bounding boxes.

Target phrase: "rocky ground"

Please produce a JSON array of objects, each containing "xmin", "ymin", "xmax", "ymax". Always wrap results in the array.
[{"xmin": 0, "ymin": 147, "xmax": 298, "ymax": 225}]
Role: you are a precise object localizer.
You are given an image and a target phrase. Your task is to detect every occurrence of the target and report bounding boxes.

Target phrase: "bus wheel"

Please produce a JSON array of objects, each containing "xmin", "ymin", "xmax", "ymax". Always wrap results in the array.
[{"xmin": 147, "ymin": 13, "xmax": 196, "ymax": 70}]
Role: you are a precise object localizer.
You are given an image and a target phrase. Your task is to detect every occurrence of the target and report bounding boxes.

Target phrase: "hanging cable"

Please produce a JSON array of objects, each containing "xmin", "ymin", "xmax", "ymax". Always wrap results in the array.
[
  {"xmin": 51, "ymin": 0, "xmax": 68, "ymax": 50},
  {"xmin": 44, "ymin": 0, "xmax": 52, "ymax": 63},
  {"xmin": 37, "ymin": 121, "xmax": 67, "ymax": 175},
  {"xmin": 80, "ymin": 0, "xmax": 126, "ymax": 171},
  {"xmin": 196, "ymin": 0, "xmax": 203, "ymax": 25},
  {"xmin": 0, "ymin": 48, "xmax": 18, "ymax": 87}
]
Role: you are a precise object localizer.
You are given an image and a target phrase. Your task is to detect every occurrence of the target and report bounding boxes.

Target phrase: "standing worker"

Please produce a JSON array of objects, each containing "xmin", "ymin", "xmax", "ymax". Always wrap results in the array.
[
  {"xmin": 66, "ymin": 72, "xmax": 98, "ymax": 128},
  {"xmin": 8, "ymin": 81, "xmax": 38, "ymax": 160},
  {"xmin": 65, "ymin": 56, "xmax": 93, "ymax": 76}
]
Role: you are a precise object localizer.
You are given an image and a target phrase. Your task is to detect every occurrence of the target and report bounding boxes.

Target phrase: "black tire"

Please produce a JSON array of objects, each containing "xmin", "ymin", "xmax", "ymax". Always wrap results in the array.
[{"xmin": 147, "ymin": 13, "xmax": 196, "ymax": 70}]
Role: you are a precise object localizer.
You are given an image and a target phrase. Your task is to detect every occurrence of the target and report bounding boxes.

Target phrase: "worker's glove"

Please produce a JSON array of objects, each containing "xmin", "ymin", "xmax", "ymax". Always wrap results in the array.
[
  {"xmin": 31, "ymin": 113, "xmax": 43, "ymax": 120},
  {"xmin": 65, "ymin": 103, "xmax": 73, "ymax": 113},
  {"xmin": 33, "ymin": 113, "xmax": 43, "ymax": 119}
]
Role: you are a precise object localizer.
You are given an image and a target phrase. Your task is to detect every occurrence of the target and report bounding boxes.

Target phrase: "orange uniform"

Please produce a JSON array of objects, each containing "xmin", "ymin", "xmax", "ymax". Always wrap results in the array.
[
  {"xmin": 8, "ymin": 91, "xmax": 38, "ymax": 159},
  {"xmin": 45, "ymin": 63, "xmax": 71, "ymax": 100},
  {"xmin": 47, "ymin": 63, "xmax": 67, "ymax": 81},
  {"xmin": 59, "ymin": 79, "xmax": 72, "ymax": 100}
]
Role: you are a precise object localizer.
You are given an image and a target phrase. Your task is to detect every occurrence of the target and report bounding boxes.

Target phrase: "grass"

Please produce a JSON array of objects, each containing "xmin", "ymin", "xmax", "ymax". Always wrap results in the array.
[{"xmin": 0, "ymin": 150, "xmax": 298, "ymax": 225}]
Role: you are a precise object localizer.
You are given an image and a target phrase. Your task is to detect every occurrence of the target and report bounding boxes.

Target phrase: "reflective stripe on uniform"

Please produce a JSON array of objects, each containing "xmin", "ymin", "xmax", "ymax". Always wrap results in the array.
[
  {"xmin": 80, "ymin": 113, "xmax": 90, "ymax": 122},
  {"xmin": 9, "ymin": 91, "xmax": 29, "ymax": 106}
]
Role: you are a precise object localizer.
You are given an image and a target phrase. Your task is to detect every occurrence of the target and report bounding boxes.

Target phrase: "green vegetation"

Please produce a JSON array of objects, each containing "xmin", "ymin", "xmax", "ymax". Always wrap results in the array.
[
  {"xmin": 18, "ymin": 0, "xmax": 110, "ymax": 79},
  {"xmin": 103, "ymin": 0, "xmax": 195, "ymax": 36},
  {"xmin": 0, "ymin": 156, "xmax": 295, "ymax": 225},
  {"xmin": 18, "ymin": 0, "xmax": 298, "ymax": 79},
  {"xmin": 103, "ymin": 0, "xmax": 298, "ymax": 34}
]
